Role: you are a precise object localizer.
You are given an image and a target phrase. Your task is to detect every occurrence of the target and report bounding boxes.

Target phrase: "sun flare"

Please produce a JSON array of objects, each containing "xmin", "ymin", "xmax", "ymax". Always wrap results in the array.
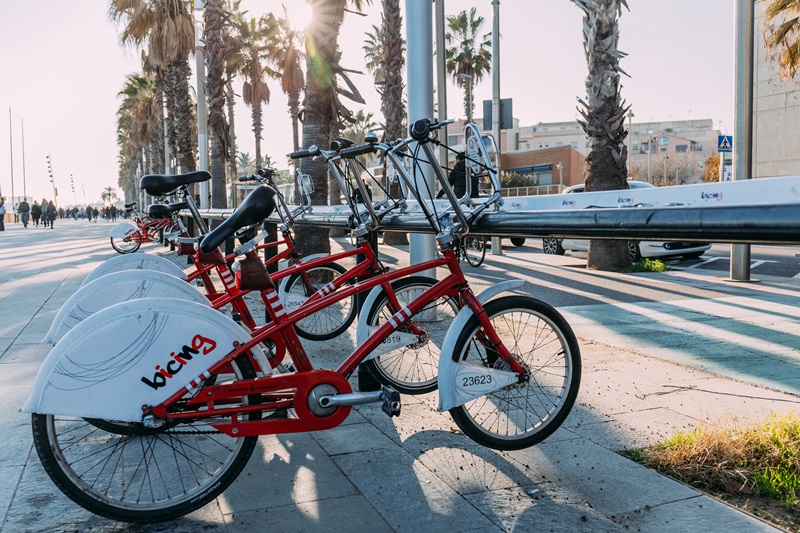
[{"xmin": 283, "ymin": 2, "xmax": 313, "ymax": 31}]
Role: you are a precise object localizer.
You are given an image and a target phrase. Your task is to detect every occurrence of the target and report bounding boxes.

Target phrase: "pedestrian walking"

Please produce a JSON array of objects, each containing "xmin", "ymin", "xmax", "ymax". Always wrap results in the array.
[
  {"xmin": 13, "ymin": 203, "xmax": 19, "ymax": 224},
  {"xmin": 92, "ymin": 207, "xmax": 99, "ymax": 222},
  {"xmin": 0, "ymin": 197, "xmax": 6, "ymax": 232},
  {"xmin": 31, "ymin": 201, "xmax": 41, "ymax": 227},
  {"xmin": 18, "ymin": 197, "xmax": 30, "ymax": 228},
  {"xmin": 110, "ymin": 205, "xmax": 117, "ymax": 221},
  {"xmin": 46, "ymin": 201, "xmax": 56, "ymax": 229},
  {"xmin": 40, "ymin": 199, "xmax": 49, "ymax": 228}
]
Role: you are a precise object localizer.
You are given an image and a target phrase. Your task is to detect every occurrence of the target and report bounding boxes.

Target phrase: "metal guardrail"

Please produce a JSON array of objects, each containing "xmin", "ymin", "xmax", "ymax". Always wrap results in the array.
[
  {"xmin": 186, "ymin": 176, "xmax": 800, "ymax": 246},
  {"xmin": 186, "ymin": 202, "xmax": 800, "ymax": 245}
]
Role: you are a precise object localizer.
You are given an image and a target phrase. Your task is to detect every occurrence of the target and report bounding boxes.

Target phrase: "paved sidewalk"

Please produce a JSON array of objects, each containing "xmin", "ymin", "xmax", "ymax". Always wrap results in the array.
[{"xmin": 1, "ymin": 221, "xmax": 798, "ymax": 532}]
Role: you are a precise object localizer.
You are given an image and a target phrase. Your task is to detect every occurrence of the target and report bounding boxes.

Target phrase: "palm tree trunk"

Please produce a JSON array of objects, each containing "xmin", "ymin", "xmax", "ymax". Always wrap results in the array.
[
  {"xmin": 205, "ymin": 0, "xmax": 228, "ymax": 209},
  {"xmin": 226, "ymin": 78, "xmax": 238, "ymax": 206},
  {"xmin": 252, "ymin": 103, "xmax": 263, "ymax": 169},
  {"xmin": 153, "ymin": 77, "xmax": 166, "ymax": 174},
  {"xmin": 574, "ymin": 0, "xmax": 631, "ymax": 271},
  {"xmin": 380, "ymin": 0, "xmax": 408, "ymax": 246},
  {"xmin": 294, "ymin": 0, "xmax": 347, "ymax": 255},
  {"xmin": 172, "ymin": 60, "xmax": 197, "ymax": 175}
]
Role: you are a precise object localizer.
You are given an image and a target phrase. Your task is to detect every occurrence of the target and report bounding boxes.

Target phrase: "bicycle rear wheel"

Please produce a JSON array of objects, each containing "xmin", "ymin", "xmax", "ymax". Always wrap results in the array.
[
  {"xmin": 448, "ymin": 296, "xmax": 581, "ymax": 450},
  {"xmin": 110, "ymin": 234, "xmax": 141, "ymax": 254},
  {"xmin": 362, "ymin": 276, "xmax": 459, "ymax": 394},
  {"xmin": 31, "ymin": 354, "xmax": 260, "ymax": 523},
  {"xmin": 282, "ymin": 262, "xmax": 357, "ymax": 341},
  {"xmin": 463, "ymin": 236, "xmax": 487, "ymax": 267}
]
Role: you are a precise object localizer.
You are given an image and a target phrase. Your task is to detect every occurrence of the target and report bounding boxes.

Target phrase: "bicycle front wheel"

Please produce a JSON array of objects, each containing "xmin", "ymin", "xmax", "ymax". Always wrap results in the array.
[
  {"xmin": 282, "ymin": 262, "xmax": 357, "ymax": 341},
  {"xmin": 362, "ymin": 276, "xmax": 459, "ymax": 394},
  {"xmin": 31, "ymin": 354, "xmax": 260, "ymax": 523},
  {"xmin": 110, "ymin": 234, "xmax": 141, "ymax": 254},
  {"xmin": 463, "ymin": 236, "xmax": 487, "ymax": 267},
  {"xmin": 448, "ymin": 296, "xmax": 581, "ymax": 450}
]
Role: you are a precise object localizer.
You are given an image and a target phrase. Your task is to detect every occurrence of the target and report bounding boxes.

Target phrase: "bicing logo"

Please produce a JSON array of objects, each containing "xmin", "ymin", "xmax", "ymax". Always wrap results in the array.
[{"xmin": 141, "ymin": 334, "xmax": 218, "ymax": 390}]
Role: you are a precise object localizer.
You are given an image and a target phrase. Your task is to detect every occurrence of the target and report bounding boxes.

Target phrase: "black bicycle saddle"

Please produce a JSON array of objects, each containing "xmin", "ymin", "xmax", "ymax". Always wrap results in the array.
[
  {"xmin": 200, "ymin": 185, "xmax": 278, "ymax": 253},
  {"xmin": 140, "ymin": 171, "xmax": 212, "ymax": 196},
  {"xmin": 147, "ymin": 202, "xmax": 188, "ymax": 219}
]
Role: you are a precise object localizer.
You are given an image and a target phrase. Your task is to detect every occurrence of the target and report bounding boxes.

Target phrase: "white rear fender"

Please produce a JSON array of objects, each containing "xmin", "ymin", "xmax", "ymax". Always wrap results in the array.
[
  {"xmin": 437, "ymin": 280, "xmax": 524, "ymax": 412},
  {"xmin": 82, "ymin": 254, "xmax": 187, "ymax": 287},
  {"xmin": 23, "ymin": 298, "xmax": 256, "ymax": 422},
  {"xmin": 109, "ymin": 221, "xmax": 138, "ymax": 239},
  {"xmin": 44, "ymin": 270, "xmax": 209, "ymax": 345}
]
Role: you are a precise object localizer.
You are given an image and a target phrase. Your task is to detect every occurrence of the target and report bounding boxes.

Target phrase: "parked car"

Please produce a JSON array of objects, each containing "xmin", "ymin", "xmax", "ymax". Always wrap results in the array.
[{"xmin": 541, "ymin": 181, "xmax": 712, "ymax": 261}]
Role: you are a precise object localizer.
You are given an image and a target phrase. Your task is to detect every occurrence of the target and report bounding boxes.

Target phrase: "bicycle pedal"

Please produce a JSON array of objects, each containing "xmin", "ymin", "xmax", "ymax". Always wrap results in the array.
[{"xmin": 381, "ymin": 386, "xmax": 401, "ymax": 418}]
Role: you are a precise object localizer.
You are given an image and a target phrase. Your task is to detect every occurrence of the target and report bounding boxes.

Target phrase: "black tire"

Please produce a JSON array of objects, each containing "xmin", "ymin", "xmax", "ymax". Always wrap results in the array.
[
  {"xmin": 463, "ymin": 236, "xmax": 487, "ymax": 267},
  {"xmin": 32, "ymin": 354, "xmax": 261, "ymax": 523},
  {"xmin": 627, "ymin": 241, "xmax": 642, "ymax": 262},
  {"xmin": 542, "ymin": 237, "xmax": 565, "ymax": 255},
  {"xmin": 362, "ymin": 276, "xmax": 459, "ymax": 395},
  {"xmin": 110, "ymin": 234, "xmax": 141, "ymax": 254},
  {"xmin": 282, "ymin": 262, "xmax": 357, "ymax": 341},
  {"xmin": 509, "ymin": 237, "xmax": 526, "ymax": 247},
  {"xmin": 448, "ymin": 296, "xmax": 581, "ymax": 451}
]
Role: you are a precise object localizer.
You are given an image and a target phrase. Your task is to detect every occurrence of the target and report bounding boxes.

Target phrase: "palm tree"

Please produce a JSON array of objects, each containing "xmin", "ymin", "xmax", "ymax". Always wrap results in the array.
[
  {"xmin": 101, "ymin": 187, "xmax": 119, "ymax": 206},
  {"xmin": 266, "ymin": 10, "xmax": 306, "ymax": 159},
  {"xmin": 233, "ymin": 12, "xmax": 272, "ymax": 169},
  {"xmin": 117, "ymin": 72, "xmax": 159, "ymax": 202},
  {"xmin": 295, "ymin": 0, "xmax": 371, "ymax": 254},
  {"xmin": 363, "ymin": 0, "xmax": 406, "ymax": 245},
  {"xmin": 109, "ymin": 0, "xmax": 197, "ymax": 175},
  {"xmin": 204, "ymin": 0, "xmax": 230, "ymax": 208},
  {"xmin": 572, "ymin": 0, "xmax": 631, "ymax": 271},
  {"xmin": 762, "ymin": 0, "xmax": 800, "ymax": 80},
  {"xmin": 445, "ymin": 8, "xmax": 492, "ymax": 123}
]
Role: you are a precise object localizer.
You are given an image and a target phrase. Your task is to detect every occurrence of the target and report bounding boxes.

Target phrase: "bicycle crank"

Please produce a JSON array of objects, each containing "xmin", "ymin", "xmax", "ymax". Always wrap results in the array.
[{"xmin": 316, "ymin": 386, "xmax": 401, "ymax": 418}]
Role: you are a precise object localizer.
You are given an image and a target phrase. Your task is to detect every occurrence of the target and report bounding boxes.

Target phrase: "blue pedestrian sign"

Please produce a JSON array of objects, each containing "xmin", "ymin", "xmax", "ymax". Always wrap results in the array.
[{"xmin": 718, "ymin": 135, "xmax": 732, "ymax": 152}]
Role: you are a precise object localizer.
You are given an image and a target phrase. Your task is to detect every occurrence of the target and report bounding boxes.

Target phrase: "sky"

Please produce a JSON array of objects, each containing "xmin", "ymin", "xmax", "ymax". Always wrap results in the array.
[{"xmin": 0, "ymin": 0, "xmax": 735, "ymax": 206}]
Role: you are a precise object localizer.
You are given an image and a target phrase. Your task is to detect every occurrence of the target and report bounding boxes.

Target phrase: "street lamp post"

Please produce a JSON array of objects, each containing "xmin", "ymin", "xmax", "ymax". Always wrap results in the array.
[
  {"xmin": 46, "ymin": 154, "xmax": 58, "ymax": 208},
  {"xmin": 556, "ymin": 161, "xmax": 563, "ymax": 192},
  {"xmin": 626, "ymin": 110, "xmax": 634, "ymax": 173},
  {"xmin": 664, "ymin": 155, "xmax": 669, "ymax": 183},
  {"xmin": 647, "ymin": 129, "xmax": 653, "ymax": 181}
]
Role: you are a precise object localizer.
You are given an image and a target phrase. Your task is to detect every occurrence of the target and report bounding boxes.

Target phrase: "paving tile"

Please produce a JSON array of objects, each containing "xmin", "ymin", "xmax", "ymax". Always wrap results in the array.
[{"xmin": 334, "ymin": 447, "xmax": 496, "ymax": 532}]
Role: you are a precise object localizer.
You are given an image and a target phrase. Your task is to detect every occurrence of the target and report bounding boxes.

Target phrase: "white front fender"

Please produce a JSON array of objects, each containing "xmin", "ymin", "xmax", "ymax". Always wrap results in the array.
[
  {"xmin": 44, "ymin": 270, "xmax": 209, "ymax": 345},
  {"xmin": 81, "ymin": 253, "xmax": 187, "ymax": 287},
  {"xmin": 437, "ymin": 280, "xmax": 524, "ymax": 412},
  {"xmin": 109, "ymin": 221, "xmax": 139, "ymax": 239},
  {"xmin": 24, "ymin": 298, "xmax": 256, "ymax": 422}
]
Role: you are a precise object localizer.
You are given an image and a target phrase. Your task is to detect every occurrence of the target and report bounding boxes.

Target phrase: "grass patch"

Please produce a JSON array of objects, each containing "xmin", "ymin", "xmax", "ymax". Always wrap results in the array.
[
  {"xmin": 623, "ymin": 258, "xmax": 669, "ymax": 273},
  {"xmin": 625, "ymin": 413, "xmax": 800, "ymax": 529}
]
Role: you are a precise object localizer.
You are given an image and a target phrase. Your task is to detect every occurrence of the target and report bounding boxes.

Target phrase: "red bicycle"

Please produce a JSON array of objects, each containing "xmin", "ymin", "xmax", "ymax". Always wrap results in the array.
[
  {"xmin": 108, "ymin": 202, "xmax": 181, "ymax": 254},
  {"xmin": 28, "ymin": 119, "xmax": 582, "ymax": 523}
]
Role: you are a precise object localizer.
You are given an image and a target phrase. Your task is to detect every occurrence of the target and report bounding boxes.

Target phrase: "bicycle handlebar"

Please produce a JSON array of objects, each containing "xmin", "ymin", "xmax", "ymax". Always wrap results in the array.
[
  {"xmin": 339, "ymin": 143, "xmax": 377, "ymax": 158},
  {"xmin": 409, "ymin": 118, "xmax": 454, "ymax": 142},
  {"xmin": 289, "ymin": 146, "xmax": 319, "ymax": 160}
]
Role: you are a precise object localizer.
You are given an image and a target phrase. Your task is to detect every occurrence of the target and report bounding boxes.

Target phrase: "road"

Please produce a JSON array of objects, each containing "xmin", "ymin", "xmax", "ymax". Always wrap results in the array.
[{"xmin": 439, "ymin": 240, "xmax": 800, "ymax": 309}]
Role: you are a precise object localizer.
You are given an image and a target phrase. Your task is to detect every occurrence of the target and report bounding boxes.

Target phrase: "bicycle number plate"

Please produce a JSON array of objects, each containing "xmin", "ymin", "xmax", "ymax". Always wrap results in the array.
[
  {"xmin": 282, "ymin": 294, "xmax": 308, "ymax": 311},
  {"xmin": 363, "ymin": 327, "xmax": 420, "ymax": 361},
  {"xmin": 451, "ymin": 362, "xmax": 518, "ymax": 407}
]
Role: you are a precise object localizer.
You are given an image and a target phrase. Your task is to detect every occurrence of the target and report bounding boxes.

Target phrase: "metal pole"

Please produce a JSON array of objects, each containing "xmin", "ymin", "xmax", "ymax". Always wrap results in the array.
[
  {"xmin": 406, "ymin": 0, "xmax": 436, "ymax": 269},
  {"xmin": 647, "ymin": 133, "xmax": 652, "ymax": 181},
  {"xmin": 490, "ymin": 0, "xmax": 502, "ymax": 255},
  {"xmin": 21, "ymin": 119, "xmax": 27, "ymax": 200},
  {"xmin": 9, "ymin": 108, "xmax": 14, "ymax": 206},
  {"xmin": 626, "ymin": 110, "xmax": 633, "ymax": 173},
  {"xmin": 435, "ymin": 0, "xmax": 448, "ymax": 168},
  {"xmin": 730, "ymin": 0, "xmax": 754, "ymax": 281},
  {"xmin": 195, "ymin": 0, "xmax": 209, "ymax": 209},
  {"xmin": 664, "ymin": 155, "xmax": 668, "ymax": 182}
]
